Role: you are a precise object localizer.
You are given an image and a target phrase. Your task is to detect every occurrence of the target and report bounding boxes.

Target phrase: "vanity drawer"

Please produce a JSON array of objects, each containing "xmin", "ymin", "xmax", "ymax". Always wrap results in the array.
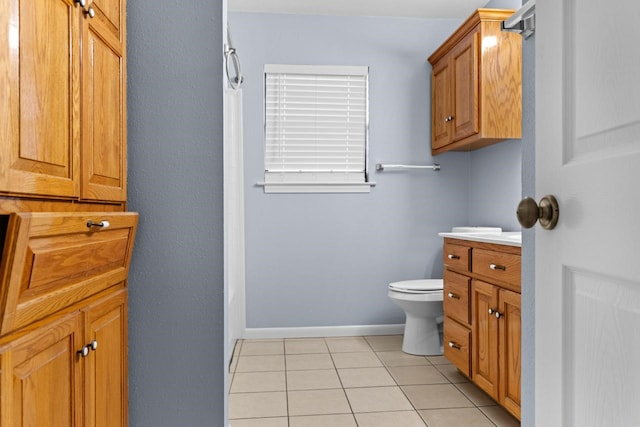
[
  {"xmin": 444, "ymin": 270, "xmax": 471, "ymax": 325},
  {"xmin": 443, "ymin": 241, "xmax": 471, "ymax": 272},
  {"xmin": 0, "ymin": 212, "xmax": 138, "ymax": 335},
  {"xmin": 472, "ymin": 249, "xmax": 521, "ymax": 290},
  {"xmin": 443, "ymin": 319, "xmax": 471, "ymax": 377}
]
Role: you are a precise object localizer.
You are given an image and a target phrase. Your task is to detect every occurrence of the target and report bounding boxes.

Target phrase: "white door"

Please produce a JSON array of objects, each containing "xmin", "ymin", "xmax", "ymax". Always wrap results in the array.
[{"xmin": 536, "ymin": 0, "xmax": 640, "ymax": 425}]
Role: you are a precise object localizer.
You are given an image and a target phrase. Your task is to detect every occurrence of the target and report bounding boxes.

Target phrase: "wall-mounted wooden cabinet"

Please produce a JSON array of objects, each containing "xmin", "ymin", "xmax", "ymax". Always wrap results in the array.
[
  {"xmin": 428, "ymin": 9, "xmax": 522, "ymax": 155},
  {"xmin": 0, "ymin": 0, "xmax": 127, "ymax": 202},
  {"xmin": 442, "ymin": 238, "xmax": 521, "ymax": 420}
]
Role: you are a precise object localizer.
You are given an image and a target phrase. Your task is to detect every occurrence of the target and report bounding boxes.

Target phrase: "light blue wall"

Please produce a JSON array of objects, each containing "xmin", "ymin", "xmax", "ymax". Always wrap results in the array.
[
  {"xmin": 231, "ymin": 13, "xmax": 471, "ymax": 328},
  {"xmin": 127, "ymin": 0, "xmax": 225, "ymax": 425}
]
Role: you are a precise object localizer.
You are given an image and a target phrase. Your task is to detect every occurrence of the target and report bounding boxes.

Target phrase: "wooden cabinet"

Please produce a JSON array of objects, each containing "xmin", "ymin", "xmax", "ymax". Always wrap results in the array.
[
  {"xmin": 442, "ymin": 237, "xmax": 521, "ymax": 420},
  {"xmin": 428, "ymin": 9, "xmax": 522, "ymax": 155},
  {"xmin": 0, "ymin": 289, "xmax": 127, "ymax": 427},
  {"xmin": 0, "ymin": 212, "xmax": 136, "ymax": 427},
  {"xmin": 81, "ymin": 0, "xmax": 127, "ymax": 201},
  {"xmin": 0, "ymin": 0, "xmax": 127, "ymax": 202},
  {"xmin": 0, "ymin": 0, "xmax": 133, "ymax": 424}
]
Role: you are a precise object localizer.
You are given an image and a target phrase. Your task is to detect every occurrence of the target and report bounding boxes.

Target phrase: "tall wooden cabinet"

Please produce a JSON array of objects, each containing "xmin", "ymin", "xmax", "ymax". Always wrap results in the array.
[
  {"xmin": 428, "ymin": 9, "xmax": 522, "ymax": 155},
  {"xmin": 1, "ymin": 0, "xmax": 127, "ymax": 202},
  {"xmin": 442, "ymin": 237, "xmax": 521, "ymax": 420},
  {"xmin": 0, "ymin": 0, "xmax": 134, "ymax": 426}
]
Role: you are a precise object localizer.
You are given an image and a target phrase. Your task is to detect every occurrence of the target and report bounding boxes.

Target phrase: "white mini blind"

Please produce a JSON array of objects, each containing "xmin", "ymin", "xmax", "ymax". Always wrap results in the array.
[{"xmin": 264, "ymin": 65, "xmax": 369, "ymax": 190}]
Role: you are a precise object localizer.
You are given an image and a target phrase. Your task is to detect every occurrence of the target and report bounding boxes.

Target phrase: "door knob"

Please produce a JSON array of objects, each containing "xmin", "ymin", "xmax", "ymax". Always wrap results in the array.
[{"xmin": 517, "ymin": 195, "xmax": 559, "ymax": 230}]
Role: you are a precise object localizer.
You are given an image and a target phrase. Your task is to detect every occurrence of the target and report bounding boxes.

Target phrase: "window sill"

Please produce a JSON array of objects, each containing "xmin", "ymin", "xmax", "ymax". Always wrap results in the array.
[{"xmin": 256, "ymin": 181, "xmax": 376, "ymax": 194}]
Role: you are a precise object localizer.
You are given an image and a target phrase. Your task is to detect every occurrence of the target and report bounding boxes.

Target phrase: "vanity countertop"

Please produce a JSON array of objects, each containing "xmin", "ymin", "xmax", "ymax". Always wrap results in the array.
[{"xmin": 438, "ymin": 230, "xmax": 522, "ymax": 247}]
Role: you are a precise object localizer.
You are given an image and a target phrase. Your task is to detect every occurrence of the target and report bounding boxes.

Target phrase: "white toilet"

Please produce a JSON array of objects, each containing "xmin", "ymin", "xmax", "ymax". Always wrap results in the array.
[{"xmin": 388, "ymin": 279, "xmax": 444, "ymax": 356}]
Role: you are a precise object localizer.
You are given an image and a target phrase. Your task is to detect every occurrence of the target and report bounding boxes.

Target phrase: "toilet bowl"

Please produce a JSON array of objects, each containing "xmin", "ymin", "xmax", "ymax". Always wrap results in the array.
[{"xmin": 388, "ymin": 279, "xmax": 444, "ymax": 356}]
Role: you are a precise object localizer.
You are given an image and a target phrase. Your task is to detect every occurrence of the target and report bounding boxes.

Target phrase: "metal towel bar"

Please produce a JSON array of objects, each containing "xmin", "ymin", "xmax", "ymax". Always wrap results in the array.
[{"xmin": 375, "ymin": 163, "xmax": 440, "ymax": 172}]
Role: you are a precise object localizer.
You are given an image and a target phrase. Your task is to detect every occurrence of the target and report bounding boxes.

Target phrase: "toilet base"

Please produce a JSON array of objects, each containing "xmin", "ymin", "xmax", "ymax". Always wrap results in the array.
[{"xmin": 401, "ymin": 315, "xmax": 443, "ymax": 356}]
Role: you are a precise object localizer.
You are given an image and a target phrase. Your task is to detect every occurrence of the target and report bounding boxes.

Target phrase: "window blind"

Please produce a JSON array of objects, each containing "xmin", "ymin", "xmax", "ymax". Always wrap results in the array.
[{"xmin": 264, "ymin": 65, "xmax": 369, "ymax": 188}]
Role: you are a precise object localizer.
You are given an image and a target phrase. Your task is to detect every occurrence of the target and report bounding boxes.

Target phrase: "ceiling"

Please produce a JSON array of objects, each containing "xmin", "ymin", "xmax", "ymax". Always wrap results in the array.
[{"xmin": 228, "ymin": 0, "xmax": 492, "ymax": 20}]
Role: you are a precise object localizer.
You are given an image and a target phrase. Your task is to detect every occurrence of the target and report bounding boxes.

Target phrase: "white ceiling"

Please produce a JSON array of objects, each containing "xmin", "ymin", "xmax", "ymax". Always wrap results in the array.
[{"xmin": 228, "ymin": 0, "xmax": 492, "ymax": 20}]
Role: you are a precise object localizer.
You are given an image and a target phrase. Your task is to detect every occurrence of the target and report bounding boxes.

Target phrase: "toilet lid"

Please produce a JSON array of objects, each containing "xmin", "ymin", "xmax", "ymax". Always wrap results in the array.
[{"xmin": 388, "ymin": 279, "xmax": 443, "ymax": 294}]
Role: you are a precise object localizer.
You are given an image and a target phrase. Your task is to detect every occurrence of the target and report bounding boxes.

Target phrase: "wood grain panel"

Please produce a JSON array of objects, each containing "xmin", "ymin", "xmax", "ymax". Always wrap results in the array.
[
  {"xmin": 471, "ymin": 279, "xmax": 499, "ymax": 400},
  {"xmin": 499, "ymin": 288, "xmax": 521, "ymax": 420},
  {"xmin": 472, "ymin": 248, "xmax": 521, "ymax": 290},
  {"xmin": 443, "ymin": 318, "xmax": 471, "ymax": 377},
  {"xmin": 0, "ymin": 212, "xmax": 137, "ymax": 335},
  {"xmin": 444, "ymin": 269, "xmax": 471, "ymax": 326}
]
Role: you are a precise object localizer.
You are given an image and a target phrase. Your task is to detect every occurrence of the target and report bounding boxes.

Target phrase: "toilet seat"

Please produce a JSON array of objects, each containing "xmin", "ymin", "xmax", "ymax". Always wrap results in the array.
[{"xmin": 388, "ymin": 279, "xmax": 443, "ymax": 294}]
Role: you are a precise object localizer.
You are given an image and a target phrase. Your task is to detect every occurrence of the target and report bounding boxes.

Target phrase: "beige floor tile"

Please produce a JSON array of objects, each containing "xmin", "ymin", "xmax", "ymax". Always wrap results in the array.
[
  {"xmin": 229, "ymin": 391, "xmax": 287, "ymax": 419},
  {"xmin": 288, "ymin": 389, "xmax": 351, "ymax": 416},
  {"xmin": 402, "ymin": 384, "xmax": 474, "ymax": 409},
  {"xmin": 229, "ymin": 417, "xmax": 288, "ymax": 427},
  {"xmin": 286, "ymin": 353, "xmax": 335, "ymax": 371},
  {"xmin": 230, "ymin": 371, "xmax": 286, "ymax": 393},
  {"xmin": 455, "ymin": 382, "xmax": 497, "ymax": 407},
  {"xmin": 285, "ymin": 339, "xmax": 329, "ymax": 354},
  {"xmin": 287, "ymin": 369, "xmax": 341, "ymax": 390},
  {"xmin": 331, "ymin": 352, "xmax": 383, "ymax": 369},
  {"xmin": 345, "ymin": 386, "xmax": 413, "ymax": 413},
  {"xmin": 364, "ymin": 335, "xmax": 404, "ymax": 351},
  {"xmin": 433, "ymin": 363, "xmax": 470, "ymax": 383},
  {"xmin": 235, "ymin": 355, "xmax": 285, "ymax": 373},
  {"xmin": 355, "ymin": 410, "xmax": 427, "ymax": 427},
  {"xmin": 419, "ymin": 408, "xmax": 496, "ymax": 427},
  {"xmin": 337, "ymin": 367, "xmax": 396, "ymax": 388},
  {"xmin": 326, "ymin": 337, "xmax": 373, "ymax": 353},
  {"xmin": 386, "ymin": 365, "xmax": 450, "ymax": 385},
  {"xmin": 426, "ymin": 355, "xmax": 448, "ymax": 365},
  {"xmin": 376, "ymin": 351, "xmax": 429, "ymax": 367},
  {"xmin": 289, "ymin": 414, "xmax": 358, "ymax": 427},
  {"xmin": 229, "ymin": 355, "xmax": 239, "ymax": 373},
  {"xmin": 479, "ymin": 405, "xmax": 521, "ymax": 427},
  {"xmin": 240, "ymin": 340, "xmax": 285, "ymax": 356}
]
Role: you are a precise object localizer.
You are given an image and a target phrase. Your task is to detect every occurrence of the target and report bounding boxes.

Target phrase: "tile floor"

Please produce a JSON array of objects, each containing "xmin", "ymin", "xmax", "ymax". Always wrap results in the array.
[{"xmin": 229, "ymin": 335, "xmax": 520, "ymax": 427}]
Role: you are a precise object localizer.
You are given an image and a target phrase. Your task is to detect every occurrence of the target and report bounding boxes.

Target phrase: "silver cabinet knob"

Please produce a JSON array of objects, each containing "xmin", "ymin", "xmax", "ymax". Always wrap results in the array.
[
  {"xmin": 489, "ymin": 263, "xmax": 506, "ymax": 271},
  {"xmin": 75, "ymin": 0, "xmax": 87, "ymax": 7},
  {"xmin": 495, "ymin": 311, "xmax": 503, "ymax": 319},
  {"xmin": 488, "ymin": 308, "xmax": 494, "ymax": 315},
  {"xmin": 447, "ymin": 292, "xmax": 461, "ymax": 300},
  {"xmin": 448, "ymin": 341, "xmax": 461, "ymax": 350},
  {"xmin": 85, "ymin": 6, "xmax": 96, "ymax": 18},
  {"xmin": 447, "ymin": 254, "xmax": 460, "ymax": 260},
  {"xmin": 78, "ymin": 346, "xmax": 90, "ymax": 358},
  {"xmin": 90, "ymin": 340, "xmax": 98, "ymax": 351}
]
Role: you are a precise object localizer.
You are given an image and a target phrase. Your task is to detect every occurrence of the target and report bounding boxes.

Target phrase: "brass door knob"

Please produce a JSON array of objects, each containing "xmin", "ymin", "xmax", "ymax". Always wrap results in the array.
[{"xmin": 517, "ymin": 195, "xmax": 559, "ymax": 230}]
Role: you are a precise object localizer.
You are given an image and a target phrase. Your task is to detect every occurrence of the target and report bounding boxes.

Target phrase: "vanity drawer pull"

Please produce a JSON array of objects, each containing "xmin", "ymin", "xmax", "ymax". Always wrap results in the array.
[
  {"xmin": 448, "ymin": 254, "xmax": 460, "ymax": 260},
  {"xmin": 447, "ymin": 292, "xmax": 461, "ymax": 300},
  {"xmin": 87, "ymin": 220, "xmax": 110, "ymax": 229},
  {"xmin": 448, "ymin": 341, "xmax": 462, "ymax": 350},
  {"xmin": 489, "ymin": 263, "xmax": 506, "ymax": 271}
]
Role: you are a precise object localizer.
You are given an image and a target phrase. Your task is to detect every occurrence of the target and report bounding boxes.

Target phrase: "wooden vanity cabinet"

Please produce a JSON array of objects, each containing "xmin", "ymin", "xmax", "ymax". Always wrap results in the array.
[
  {"xmin": 428, "ymin": 9, "xmax": 522, "ymax": 155},
  {"xmin": 442, "ymin": 238, "xmax": 521, "ymax": 420},
  {"xmin": 0, "ymin": 289, "xmax": 127, "ymax": 427},
  {"xmin": 0, "ymin": 0, "xmax": 127, "ymax": 202}
]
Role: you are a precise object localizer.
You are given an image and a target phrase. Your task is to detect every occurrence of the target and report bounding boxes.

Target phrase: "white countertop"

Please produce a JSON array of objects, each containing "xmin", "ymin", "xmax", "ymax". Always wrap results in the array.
[{"xmin": 438, "ymin": 231, "xmax": 522, "ymax": 247}]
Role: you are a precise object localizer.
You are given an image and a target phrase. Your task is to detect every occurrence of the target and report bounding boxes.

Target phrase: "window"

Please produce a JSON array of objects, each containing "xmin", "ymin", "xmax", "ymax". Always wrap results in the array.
[{"xmin": 262, "ymin": 64, "xmax": 372, "ymax": 193}]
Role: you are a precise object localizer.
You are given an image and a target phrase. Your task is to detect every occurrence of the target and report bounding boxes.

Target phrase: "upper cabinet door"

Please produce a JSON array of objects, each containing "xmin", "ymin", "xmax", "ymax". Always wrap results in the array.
[
  {"xmin": 431, "ymin": 57, "xmax": 452, "ymax": 151},
  {"xmin": 451, "ymin": 31, "xmax": 479, "ymax": 142},
  {"xmin": 81, "ymin": 0, "xmax": 127, "ymax": 202},
  {"xmin": 0, "ymin": 0, "xmax": 81, "ymax": 198}
]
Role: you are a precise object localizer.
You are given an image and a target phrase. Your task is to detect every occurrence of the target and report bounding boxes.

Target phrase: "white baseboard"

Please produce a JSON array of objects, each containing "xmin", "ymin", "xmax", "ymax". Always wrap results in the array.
[{"xmin": 243, "ymin": 324, "xmax": 404, "ymax": 340}]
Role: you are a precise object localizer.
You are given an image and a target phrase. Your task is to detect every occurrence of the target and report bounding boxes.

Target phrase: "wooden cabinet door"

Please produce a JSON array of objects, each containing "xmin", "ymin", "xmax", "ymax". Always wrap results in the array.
[
  {"xmin": 431, "ymin": 56, "xmax": 452, "ymax": 150},
  {"xmin": 471, "ymin": 279, "xmax": 498, "ymax": 399},
  {"xmin": 0, "ymin": 313, "xmax": 83, "ymax": 426},
  {"xmin": 83, "ymin": 289, "xmax": 127, "ymax": 427},
  {"xmin": 498, "ymin": 288, "xmax": 521, "ymax": 419},
  {"xmin": 451, "ymin": 30, "xmax": 479, "ymax": 142},
  {"xmin": 0, "ymin": 0, "xmax": 80, "ymax": 198},
  {"xmin": 80, "ymin": 0, "xmax": 127, "ymax": 201}
]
